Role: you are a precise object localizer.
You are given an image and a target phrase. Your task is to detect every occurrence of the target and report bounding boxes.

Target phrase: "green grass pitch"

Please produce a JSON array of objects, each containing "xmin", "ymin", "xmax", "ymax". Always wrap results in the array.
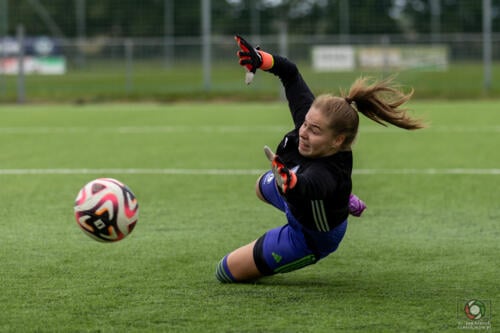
[{"xmin": 0, "ymin": 100, "xmax": 498, "ymax": 332}]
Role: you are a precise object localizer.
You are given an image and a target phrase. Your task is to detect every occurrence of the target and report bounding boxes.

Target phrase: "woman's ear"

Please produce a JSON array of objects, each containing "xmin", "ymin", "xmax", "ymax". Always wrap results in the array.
[{"xmin": 333, "ymin": 134, "xmax": 346, "ymax": 149}]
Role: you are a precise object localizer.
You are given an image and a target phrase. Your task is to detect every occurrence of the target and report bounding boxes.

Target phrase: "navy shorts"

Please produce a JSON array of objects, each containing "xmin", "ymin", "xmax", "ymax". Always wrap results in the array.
[{"xmin": 254, "ymin": 171, "xmax": 348, "ymax": 276}]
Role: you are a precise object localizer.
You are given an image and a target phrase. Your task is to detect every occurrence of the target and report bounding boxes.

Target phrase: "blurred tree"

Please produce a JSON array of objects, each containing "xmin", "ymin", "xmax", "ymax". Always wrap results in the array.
[
  {"xmin": 389, "ymin": 0, "xmax": 486, "ymax": 34},
  {"xmin": 3, "ymin": 0, "xmax": 494, "ymax": 38}
]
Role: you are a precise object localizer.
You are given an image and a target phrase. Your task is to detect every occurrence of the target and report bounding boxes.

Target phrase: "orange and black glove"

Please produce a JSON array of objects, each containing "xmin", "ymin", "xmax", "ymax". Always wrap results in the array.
[
  {"xmin": 264, "ymin": 146, "xmax": 297, "ymax": 194},
  {"xmin": 235, "ymin": 35, "xmax": 274, "ymax": 84}
]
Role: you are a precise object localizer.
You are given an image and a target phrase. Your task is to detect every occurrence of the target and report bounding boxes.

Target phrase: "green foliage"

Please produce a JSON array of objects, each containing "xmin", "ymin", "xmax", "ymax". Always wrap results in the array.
[
  {"xmin": 4, "ymin": 1, "xmax": 493, "ymax": 37},
  {"xmin": 0, "ymin": 101, "xmax": 498, "ymax": 332}
]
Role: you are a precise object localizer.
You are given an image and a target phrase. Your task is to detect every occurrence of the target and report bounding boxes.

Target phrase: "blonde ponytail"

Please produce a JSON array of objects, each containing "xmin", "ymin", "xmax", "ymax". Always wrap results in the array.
[{"xmin": 346, "ymin": 76, "xmax": 425, "ymax": 130}]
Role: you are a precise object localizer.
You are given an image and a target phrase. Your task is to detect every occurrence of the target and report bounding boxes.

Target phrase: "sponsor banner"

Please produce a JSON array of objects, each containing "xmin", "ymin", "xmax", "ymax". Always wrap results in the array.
[
  {"xmin": 312, "ymin": 45, "xmax": 448, "ymax": 72},
  {"xmin": 0, "ymin": 36, "xmax": 62, "ymax": 56},
  {"xmin": 312, "ymin": 46, "xmax": 355, "ymax": 71},
  {"xmin": 0, "ymin": 56, "xmax": 66, "ymax": 75},
  {"xmin": 358, "ymin": 45, "xmax": 448, "ymax": 70}
]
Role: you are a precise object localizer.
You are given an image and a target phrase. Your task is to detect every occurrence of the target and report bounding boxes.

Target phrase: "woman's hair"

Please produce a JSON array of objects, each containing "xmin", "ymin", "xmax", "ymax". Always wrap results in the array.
[{"xmin": 312, "ymin": 76, "xmax": 425, "ymax": 149}]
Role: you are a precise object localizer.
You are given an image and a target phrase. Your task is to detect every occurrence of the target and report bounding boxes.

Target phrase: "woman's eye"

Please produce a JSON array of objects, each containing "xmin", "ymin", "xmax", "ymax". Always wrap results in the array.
[{"xmin": 303, "ymin": 121, "xmax": 320, "ymax": 135}]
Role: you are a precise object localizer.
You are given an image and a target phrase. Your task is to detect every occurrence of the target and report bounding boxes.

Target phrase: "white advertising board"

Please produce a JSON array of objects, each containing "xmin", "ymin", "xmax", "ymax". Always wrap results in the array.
[{"xmin": 312, "ymin": 46, "xmax": 355, "ymax": 71}]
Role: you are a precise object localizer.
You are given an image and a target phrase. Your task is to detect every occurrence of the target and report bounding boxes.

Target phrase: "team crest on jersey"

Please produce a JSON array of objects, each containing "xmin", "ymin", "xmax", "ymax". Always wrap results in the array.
[
  {"xmin": 264, "ymin": 172, "xmax": 275, "ymax": 184},
  {"xmin": 265, "ymin": 165, "xmax": 300, "ymax": 184}
]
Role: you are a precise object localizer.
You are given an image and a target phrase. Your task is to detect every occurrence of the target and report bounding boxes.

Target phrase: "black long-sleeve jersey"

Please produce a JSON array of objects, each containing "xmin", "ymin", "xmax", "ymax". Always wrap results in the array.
[{"xmin": 267, "ymin": 55, "xmax": 353, "ymax": 232}]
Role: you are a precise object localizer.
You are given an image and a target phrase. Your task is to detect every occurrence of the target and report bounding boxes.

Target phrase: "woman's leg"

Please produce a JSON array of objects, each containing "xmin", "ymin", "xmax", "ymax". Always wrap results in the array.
[
  {"xmin": 216, "ymin": 223, "xmax": 318, "ymax": 283},
  {"xmin": 216, "ymin": 240, "xmax": 262, "ymax": 283},
  {"xmin": 227, "ymin": 240, "xmax": 262, "ymax": 280},
  {"xmin": 216, "ymin": 171, "xmax": 304, "ymax": 283}
]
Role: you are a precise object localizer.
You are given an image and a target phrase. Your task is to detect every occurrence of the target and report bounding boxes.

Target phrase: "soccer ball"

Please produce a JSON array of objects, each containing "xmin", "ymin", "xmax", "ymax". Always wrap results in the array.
[{"xmin": 74, "ymin": 178, "xmax": 139, "ymax": 242}]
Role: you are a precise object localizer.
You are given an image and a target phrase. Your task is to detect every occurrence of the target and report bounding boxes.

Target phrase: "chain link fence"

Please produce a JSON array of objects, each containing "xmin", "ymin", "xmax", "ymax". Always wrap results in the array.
[{"xmin": 0, "ymin": 0, "xmax": 498, "ymax": 102}]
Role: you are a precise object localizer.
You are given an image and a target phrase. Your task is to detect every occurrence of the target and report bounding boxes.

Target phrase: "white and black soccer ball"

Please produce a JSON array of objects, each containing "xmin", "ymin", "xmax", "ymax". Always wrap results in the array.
[{"xmin": 74, "ymin": 178, "xmax": 139, "ymax": 242}]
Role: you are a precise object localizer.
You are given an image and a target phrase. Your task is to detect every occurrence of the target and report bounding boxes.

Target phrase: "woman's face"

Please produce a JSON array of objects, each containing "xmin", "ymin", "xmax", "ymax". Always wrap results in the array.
[{"xmin": 298, "ymin": 106, "xmax": 341, "ymax": 158}]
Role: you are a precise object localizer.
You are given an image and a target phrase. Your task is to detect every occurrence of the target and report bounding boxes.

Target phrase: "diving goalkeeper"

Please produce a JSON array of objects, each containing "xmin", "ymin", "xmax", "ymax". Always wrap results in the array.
[{"xmin": 216, "ymin": 35, "xmax": 424, "ymax": 283}]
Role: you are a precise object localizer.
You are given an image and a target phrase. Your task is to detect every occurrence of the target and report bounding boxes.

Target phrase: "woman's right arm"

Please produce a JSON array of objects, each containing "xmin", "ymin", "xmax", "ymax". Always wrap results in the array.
[
  {"xmin": 266, "ymin": 55, "xmax": 315, "ymax": 128},
  {"xmin": 234, "ymin": 35, "xmax": 314, "ymax": 128}
]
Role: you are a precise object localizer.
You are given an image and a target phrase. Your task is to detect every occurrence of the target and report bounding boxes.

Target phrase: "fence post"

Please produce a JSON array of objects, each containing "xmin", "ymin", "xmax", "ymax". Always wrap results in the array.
[
  {"xmin": 17, "ymin": 24, "xmax": 25, "ymax": 104},
  {"xmin": 125, "ymin": 38, "xmax": 134, "ymax": 93},
  {"xmin": 278, "ymin": 21, "xmax": 288, "ymax": 58},
  {"xmin": 430, "ymin": 0, "xmax": 441, "ymax": 44},
  {"xmin": 0, "ymin": 0, "xmax": 7, "ymax": 98},
  {"xmin": 339, "ymin": 0, "xmax": 350, "ymax": 43},
  {"xmin": 482, "ymin": 0, "xmax": 492, "ymax": 92},
  {"xmin": 164, "ymin": 0, "xmax": 174, "ymax": 68},
  {"xmin": 278, "ymin": 21, "xmax": 288, "ymax": 100},
  {"xmin": 201, "ymin": 0, "xmax": 211, "ymax": 91},
  {"xmin": 75, "ymin": 0, "xmax": 86, "ymax": 68},
  {"xmin": 250, "ymin": 2, "xmax": 260, "ymax": 44}
]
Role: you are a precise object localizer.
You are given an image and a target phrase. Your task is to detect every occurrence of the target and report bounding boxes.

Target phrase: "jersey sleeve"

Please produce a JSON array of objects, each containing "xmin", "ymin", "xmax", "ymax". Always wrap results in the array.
[{"xmin": 267, "ymin": 55, "xmax": 315, "ymax": 129}]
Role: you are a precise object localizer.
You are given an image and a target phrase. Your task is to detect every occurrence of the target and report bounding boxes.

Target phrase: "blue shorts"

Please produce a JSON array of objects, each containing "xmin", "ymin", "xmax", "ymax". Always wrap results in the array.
[{"xmin": 254, "ymin": 171, "xmax": 348, "ymax": 275}]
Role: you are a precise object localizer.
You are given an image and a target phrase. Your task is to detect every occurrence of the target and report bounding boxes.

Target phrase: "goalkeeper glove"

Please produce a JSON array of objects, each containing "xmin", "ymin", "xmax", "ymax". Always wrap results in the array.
[
  {"xmin": 264, "ymin": 146, "xmax": 297, "ymax": 194},
  {"xmin": 234, "ymin": 35, "xmax": 274, "ymax": 84}
]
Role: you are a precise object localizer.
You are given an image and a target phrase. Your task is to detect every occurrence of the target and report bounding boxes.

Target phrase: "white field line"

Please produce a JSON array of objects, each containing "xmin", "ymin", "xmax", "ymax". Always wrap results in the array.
[
  {"xmin": 0, "ymin": 168, "xmax": 499, "ymax": 175},
  {"xmin": 0, "ymin": 168, "xmax": 265, "ymax": 175},
  {"xmin": 0, "ymin": 126, "xmax": 288, "ymax": 134},
  {"xmin": 1, "ymin": 125, "xmax": 500, "ymax": 134}
]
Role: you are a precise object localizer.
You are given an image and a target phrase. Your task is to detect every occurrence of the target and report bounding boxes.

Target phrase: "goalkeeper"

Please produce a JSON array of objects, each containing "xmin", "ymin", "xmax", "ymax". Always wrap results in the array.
[{"xmin": 216, "ymin": 36, "xmax": 425, "ymax": 283}]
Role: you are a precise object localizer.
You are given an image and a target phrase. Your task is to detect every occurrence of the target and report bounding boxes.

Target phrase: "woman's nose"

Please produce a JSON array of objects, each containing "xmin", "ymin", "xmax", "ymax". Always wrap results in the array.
[{"xmin": 299, "ymin": 126, "xmax": 306, "ymax": 138}]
